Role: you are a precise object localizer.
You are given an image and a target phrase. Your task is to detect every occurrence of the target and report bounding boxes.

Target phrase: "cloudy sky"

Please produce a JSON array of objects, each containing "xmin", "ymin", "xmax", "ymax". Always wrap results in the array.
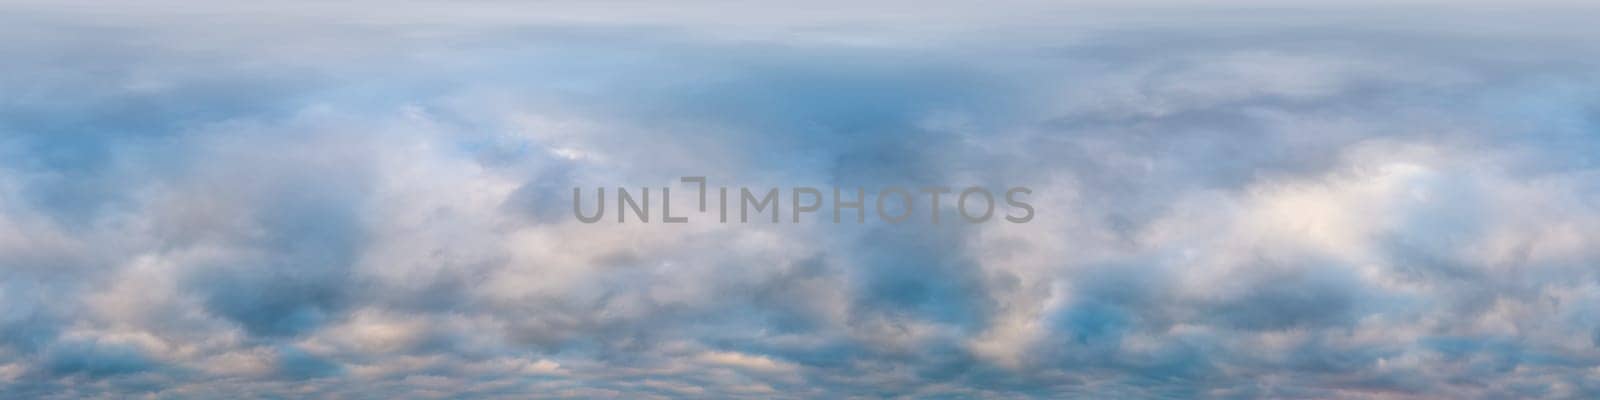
[{"xmin": 3, "ymin": 1, "xmax": 1600, "ymax": 399}]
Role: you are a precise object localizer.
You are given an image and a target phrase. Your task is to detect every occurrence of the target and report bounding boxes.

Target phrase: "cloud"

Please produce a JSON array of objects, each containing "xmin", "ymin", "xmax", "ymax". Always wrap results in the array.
[{"xmin": 2, "ymin": 1, "xmax": 1600, "ymax": 399}]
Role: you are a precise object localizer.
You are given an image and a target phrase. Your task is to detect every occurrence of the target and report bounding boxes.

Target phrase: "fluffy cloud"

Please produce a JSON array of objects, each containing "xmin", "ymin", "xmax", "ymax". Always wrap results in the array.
[{"xmin": 2, "ymin": 1, "xmax": 1600, "ymax": 399}]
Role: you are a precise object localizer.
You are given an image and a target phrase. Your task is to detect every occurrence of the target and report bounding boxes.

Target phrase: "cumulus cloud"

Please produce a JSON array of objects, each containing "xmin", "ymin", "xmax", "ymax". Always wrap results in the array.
[{"xmin": 2, "ymin": 1, "xmax": 1600, "ymax": 399}]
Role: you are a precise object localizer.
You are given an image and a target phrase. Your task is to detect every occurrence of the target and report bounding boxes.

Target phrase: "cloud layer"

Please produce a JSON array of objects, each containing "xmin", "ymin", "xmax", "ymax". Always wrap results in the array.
[{"xmin": 2, "ymin": 2, "xmax": 1600, "ymax": 399}]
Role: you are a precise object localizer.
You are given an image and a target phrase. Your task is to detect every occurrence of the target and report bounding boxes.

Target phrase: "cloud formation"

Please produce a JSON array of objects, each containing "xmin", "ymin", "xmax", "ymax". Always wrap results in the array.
[{"xmin": 2, "ymin": 2, "xmax": 1600, "ymax": 399}]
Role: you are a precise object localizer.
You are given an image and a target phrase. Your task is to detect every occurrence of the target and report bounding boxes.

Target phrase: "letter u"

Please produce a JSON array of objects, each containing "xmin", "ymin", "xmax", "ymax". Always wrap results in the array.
[{"xmin": 574, "ymin": 187, "xmax": 605, "ymax": 223}]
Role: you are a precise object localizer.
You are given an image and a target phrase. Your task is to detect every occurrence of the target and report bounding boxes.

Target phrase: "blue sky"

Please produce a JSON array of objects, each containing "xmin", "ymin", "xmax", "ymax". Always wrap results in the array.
[{"xmin": 2, "ymin": 1, "xmax": 1600, "ymax": 399}]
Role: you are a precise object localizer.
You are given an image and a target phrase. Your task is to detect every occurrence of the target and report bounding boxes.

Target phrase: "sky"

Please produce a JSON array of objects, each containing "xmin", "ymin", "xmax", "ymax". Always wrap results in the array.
[{"xmin": 2, "ymin": 1, "xmax": 1600, "ymax": 399}]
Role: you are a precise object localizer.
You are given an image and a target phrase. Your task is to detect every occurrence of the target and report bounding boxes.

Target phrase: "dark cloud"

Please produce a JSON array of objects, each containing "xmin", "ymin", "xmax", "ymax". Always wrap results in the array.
[{"xmin": 42, "ymin": 340, "xmax": 158, "ymax": 378}]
